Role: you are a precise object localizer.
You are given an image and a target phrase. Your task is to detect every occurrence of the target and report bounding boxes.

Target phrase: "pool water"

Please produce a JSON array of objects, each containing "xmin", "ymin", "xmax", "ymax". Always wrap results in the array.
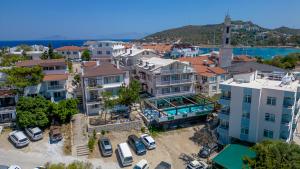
[{"xmin": 164, "ymin": 105, "xmax": 213, "ymax": 116}]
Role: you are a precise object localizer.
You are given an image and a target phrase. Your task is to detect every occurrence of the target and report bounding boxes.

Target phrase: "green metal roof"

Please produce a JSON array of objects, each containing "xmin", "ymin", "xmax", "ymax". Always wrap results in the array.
[{"xmin": 212, "ymin": 144, "xmax": 256, "ymax": 169}]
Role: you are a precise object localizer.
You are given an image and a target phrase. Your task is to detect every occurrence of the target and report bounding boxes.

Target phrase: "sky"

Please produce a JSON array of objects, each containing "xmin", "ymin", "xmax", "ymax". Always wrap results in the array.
[{"xmin": 0, "ymin": 0, "xmax": 300, "ymax": 40}]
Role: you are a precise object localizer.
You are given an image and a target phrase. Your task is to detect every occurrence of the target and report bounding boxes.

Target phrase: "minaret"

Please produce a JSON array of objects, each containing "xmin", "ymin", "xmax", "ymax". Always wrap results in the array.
[{"xmin": 219, "ymin": 14, "xmax": 233, "ymax": 68}]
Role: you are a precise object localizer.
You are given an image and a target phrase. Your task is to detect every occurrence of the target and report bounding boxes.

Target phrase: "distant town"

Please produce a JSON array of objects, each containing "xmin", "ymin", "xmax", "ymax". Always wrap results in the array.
[{"xmin": 0, "ymin": 15, "xmax": 300, "ymax": 169}]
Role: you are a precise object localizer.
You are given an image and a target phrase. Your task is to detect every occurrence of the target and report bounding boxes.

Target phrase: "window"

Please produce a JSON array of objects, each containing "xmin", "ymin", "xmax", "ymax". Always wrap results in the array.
[
  {"xmin": 226, "ymin": 26, "xmax": 230, "ymax": 33},
  {"xmin": 106, "ymin": 51, "xmax": 111, "ymax": 55},
  {"xmin": 62, "ymin": 51, "xmax": 65, "ymax": 54},
  {"xmin": 171, "ymin": 87, "xmax": 180, "ymax": 93},
  {"xmin": 182, "ymin": 86, "xmax": 190, "ymax": 91},
  {"xmin": 106, "ymin": 43, "xmax": 109, "ymax": 46},
  {"xmin": 221, "ymin": 91, "xmax": 231, "ymax": 100},
  {"xmin": 182, "ymin": 74, "xmax": 189, "ymax": 80},
  {"xmin": 66, "ymin": 51, "xmax": 71, "ymax": 55},
  {"xmin": 97, "ymin": 51, "xmax": 102, "ymax": 55},
  {"xmin": 263, "ymin": 129, "xmax": 273, "ymax": 138},
  {"xmin": 212, "ymin": 85, "xmax": 217, "ymax": 91},
  {"xmin": 104, "ymin": 76, "xmax": 120, "ymax": 84},
  {"xmin": 281, "ymin": 114, "xmax": 290, "ymax": 124},
  {"xmin": 242, "ymin": 110, "xmax": 250, "ymax": 119},
  {"xmin": 267, "ymin": 97, "xmax": 276, "ymax": 106},
  {"xmin": 73, "ymin": 51, "xmax": 78, "ymax": 55},
  {"xmin": 225, "ymin": 38, "xmax": 229, "ymax": 44},
  {"xmin": 161, "ymin": 75, "xmax": 170, "ymax": 82},
  {"xmin": 243, "ymin": 95, "xmax": 251, "ymax": 103},
  {"xmin": 50, "ymin": 81, "xmax": 59, "ymax": 86},
  {"xmin": 241, "ymin": 127, "xmax": 249, "ymax": 135},
  {"xmin": 98, "ymin": 43, "xmax": 102, "ymax": 47},
  {"xmin": 91, "ymin": 104, "xmax": 100, "ymax": 109},
  {"xmin": 220, "ymin": 119, "xmax": 229, "ymax": 129},
  {"xmin": 265, "ymin": 113, "xmax": 275, "ymax": 122},
  {"xmin": 162, "ymin": 88, "xmax": 170, "ymax": 94},
  {"xmin": 283, "ymin": 97, "xmax": 293, "ymax": 108},
  {"xmin": 171, "ymin": 74, "xmax": 180, "ymax": 81}
]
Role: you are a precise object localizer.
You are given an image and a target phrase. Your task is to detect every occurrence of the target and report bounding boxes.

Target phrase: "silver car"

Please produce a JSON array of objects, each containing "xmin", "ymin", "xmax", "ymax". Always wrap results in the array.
[
  {"xmin": 9, "ymin": 131, "xmax": 29, "ymax": 148},
  {"xmin": 25, "ymin": 127, "xmax": 43, "ymax": 141}
]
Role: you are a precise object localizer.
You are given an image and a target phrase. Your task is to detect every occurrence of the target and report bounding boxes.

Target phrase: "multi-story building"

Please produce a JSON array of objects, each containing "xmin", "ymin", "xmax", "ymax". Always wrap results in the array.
[
  {"xmin": 9, "ymin": 45, "xmax": 49, "ymax": 60},
  {"xmin": 89, "ymin": 41, "xmax": 126, "ymax": 60},
  {"xmin": 135, "ymin": 57, "xmax": 195, "ymax": 97},
  {"xmin": 55, "ymin": 46, "xmax": 87, "ymax": 61},
  {"xmin": 16, "ymin": 59, "xmax": 69, "ymax": 102},
  {"xmin": 119, "ymin": 46, "xmax": 161, "ymax": 70},
  {"xmin": 81, "ymin": 61, "xmax": 129, "ymax": 115},
  {"xmin": 178, "ymin": 56, "xmax": 227, "ymax": 96},
  {"xmin": 0, "ymin": 90, "xmax": 17, "ymax": 124},
  {"xmin": 218, "ymin": 71, "xmax": 300, "ymax": 145}
]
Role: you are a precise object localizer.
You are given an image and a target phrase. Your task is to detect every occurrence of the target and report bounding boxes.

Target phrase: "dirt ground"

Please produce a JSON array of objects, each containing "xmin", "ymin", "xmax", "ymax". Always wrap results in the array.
[{"xmin": 88, "ymin": 124, "xmax": 205, "ymax": 169}]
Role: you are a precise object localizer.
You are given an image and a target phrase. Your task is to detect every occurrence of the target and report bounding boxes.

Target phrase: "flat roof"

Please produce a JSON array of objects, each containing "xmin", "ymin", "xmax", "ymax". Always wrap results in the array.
[
  {"xmin": 212, "ymin": 144, "xmax": 256, "ymax": 169},
  {"xmin": 222, "ymin": 78, "xmax": 299, "ymax": 92}
]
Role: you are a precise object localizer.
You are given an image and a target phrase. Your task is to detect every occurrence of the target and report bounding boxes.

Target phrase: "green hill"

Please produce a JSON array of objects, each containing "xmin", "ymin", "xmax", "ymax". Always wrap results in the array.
[{"xmin": 141, "ymin": 20, "xmax": 300, "ymax": 46}]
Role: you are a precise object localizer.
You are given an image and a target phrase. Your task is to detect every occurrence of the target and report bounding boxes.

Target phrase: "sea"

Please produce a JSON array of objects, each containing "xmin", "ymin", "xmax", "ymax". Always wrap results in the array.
[{"xmin": 1, "ymin": 40, "xmax": 300, "ymax": 60}]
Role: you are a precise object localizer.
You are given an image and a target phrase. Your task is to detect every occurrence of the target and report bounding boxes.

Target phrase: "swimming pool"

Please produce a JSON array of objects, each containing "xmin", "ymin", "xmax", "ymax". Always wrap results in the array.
[{"xmin": 163, "ymin": 105, "xmax": 213, "ymax": 116}]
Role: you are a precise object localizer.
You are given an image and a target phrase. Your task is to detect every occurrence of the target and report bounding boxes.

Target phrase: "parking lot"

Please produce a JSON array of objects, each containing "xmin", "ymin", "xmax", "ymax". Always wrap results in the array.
[
  {"xmin": 89, "ymin": 124, "xmax": 207, "ymax": 169},
  {"xmin": 0, "ymin": 123, "xmax": 211, "ymax": 169}
]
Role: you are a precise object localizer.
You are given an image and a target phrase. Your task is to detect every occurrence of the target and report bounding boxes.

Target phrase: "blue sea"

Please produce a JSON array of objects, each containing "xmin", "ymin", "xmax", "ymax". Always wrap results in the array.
[{"xmin": 0, "ymin": 40, "xmax": 300, "ymax": 59}]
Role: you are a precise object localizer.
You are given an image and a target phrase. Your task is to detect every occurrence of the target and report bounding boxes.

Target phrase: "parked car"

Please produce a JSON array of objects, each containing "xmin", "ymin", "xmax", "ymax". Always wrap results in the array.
[
  {"xmin": 25, "ymin": 127, "xmax": 43, "ymax": 141},
  {"xmin": 8, "ymin": 166, "xmax": 21, "ymax": 169},
  {"xmin": 128, "ymin": 134, "xmax": 146, "ymax": 155},
  {"xmin": 117, "ymin": 142, "xmax": 133, "ymax": 167},
  {"xmin": 187, "ymin": 160, "xmax": 208, "ymax": 169},
  {"xmin": 198, "ymin": 143, "xmax": 218, "ymax": 158},
  {"xmin": 49, "ymin": 126, "xmax": 63, "ymax": 143},
  {"xmin": 155, "ymin": 161, "xmax": 171, "ymax": 169},
  {"xmin": 140, "ymin": 134, "xmax": 156, "ymax": 150},
  {"xmin": 133, "ymin": 159, "xmax": 149, "ymax": 169},
  {"xmin": 0, "ymin": 165, "xmax": 9, "ymax": 169},
  {"xmin": 33, "ymin": 166, "xmax": 45, "ymax": 169},
  {"xmin": 9, "ymin": 131, "xmax": 29, "ymax": 148},
  {"xmin": 98, "ymin": 137, "xmax": 113, "ymax": 157},
  {"xmin": 0, "ymin": 165, "xmax": 21, "ymax": 169}
]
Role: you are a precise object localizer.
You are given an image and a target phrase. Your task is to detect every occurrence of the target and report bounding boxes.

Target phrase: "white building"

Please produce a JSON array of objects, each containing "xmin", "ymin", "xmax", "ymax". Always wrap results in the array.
[
  {"xmin": 120, "ymin": 46, "xmax": 161, "ymax": 70},
  {"xmin": 16, "ymin": 59, "xmax": 70, "ymax": 102},
  {"xmin": 9, "ymin": 45, "xmax": 49, "ymax": 60},
  {"xmin": 89, "ymin": 41, "xmax": 126, "ymax": 60},
  {"xmin": 135, "ymin": 57, "xmax": 195, "ymax": 97},
  {"xmin": 0, "ymin": 90, "xmax": 17, "ymax": 124},
  {"xmin": 55, "ymin": 46, "xmax": 87, "ymax": 61},
  {"xmin": 81, "ymin": 61, "xmax": 129, "ymax": 115},
  {"xmin": 219, "ymin": 15, "xmax": 233, "ymax": 68},
  {"xmin": 218, "ymin": 71, "xmax": 300, "ymax": 144}
]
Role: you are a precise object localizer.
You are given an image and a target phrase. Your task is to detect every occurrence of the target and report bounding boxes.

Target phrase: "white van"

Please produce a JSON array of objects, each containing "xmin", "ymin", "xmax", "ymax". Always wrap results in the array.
[{"xmin": 117, "ymin": 142, "xmax": 133, "ymax": 167}]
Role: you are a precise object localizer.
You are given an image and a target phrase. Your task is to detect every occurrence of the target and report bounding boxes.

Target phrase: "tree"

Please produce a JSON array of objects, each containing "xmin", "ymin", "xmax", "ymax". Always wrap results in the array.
[
  {"xmin": 81, "ymin": 49, "xmax": 91, "ymax": 61},
  {"xmin": 48, "ymin": 43, "xmax": 54, "ymax": 59},
  {"xmin": 45, "ymin": 161, "xmax": 93, "ymax": 169},
  {"xmin": 0, "ymin": 54, "xmax": 27, "ymax": 66},
  {"xmin": 244, "ymin": 140, "xmax": 300, "ymax": 169},
  {"xmin": 118, "ymin": 80, "xmax": 141, "ymax": 106},
  {"xmin": 0, "ymin": 66, "xmax": 44, "ymax": 93},
  {"xmin": 16, "ymin": 96, "xmax": 51, "ymax": 128},
  {"xmin": 40, "ymin": 51, "xmax": 49, "ymax": 60},
  {"xmin": 51, "ymin": 99, "xmax": 79, "ymax": 123}
]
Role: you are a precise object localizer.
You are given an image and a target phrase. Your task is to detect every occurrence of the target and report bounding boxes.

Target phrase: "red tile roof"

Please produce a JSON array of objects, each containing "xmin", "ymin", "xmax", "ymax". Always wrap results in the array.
[
  {"xmin": 193, "ymin": 65, "xmax": 226, "ymax": 77},
  {"xmin": 16, "ymin": 59, "xmax": 66, "ymax": 67},
  {"xmin": 178, "ymin": 56, "xmax": 214, "ymax": 65},
  {"xmin": 0, "ymin": 90, "xmax": 15, "ymax": 97},
  {"xmin": 43, "ymin": 74, "xmax": 68, "ymax": 81},
  {"xmin": 233, "ymin": 55, "xmax": 257, "ymax": 62},
  {"xmin": 83, "ymin": 63, "xmax": 124, "ymax": 77},
  {"xmin": 55, "ymin": 46, "xmax": 87, "ymax": 51}
]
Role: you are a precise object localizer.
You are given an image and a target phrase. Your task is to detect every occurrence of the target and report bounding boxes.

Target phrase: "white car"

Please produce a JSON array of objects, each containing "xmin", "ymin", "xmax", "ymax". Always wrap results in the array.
[
  {"xmin": 25, "ymin": 127, "xmax": 43, "ymax": 141},
  {"xmin": 9, "ymin": 131, "xmax": 29, "ymax": 148},
  {"xmin": 140, "ymin": 134, "xmax": 156, "ymax": 150},
  {"xmin": 186, "ymin": 160, "xmax": 208, "ymax": 169},
  {"xmin": 133, "ymin": 159, "xmax": 149, "ymax": 169},
  {"xmin": 8, "ymin": 165, "xmax": 21, "ymax": 169}
]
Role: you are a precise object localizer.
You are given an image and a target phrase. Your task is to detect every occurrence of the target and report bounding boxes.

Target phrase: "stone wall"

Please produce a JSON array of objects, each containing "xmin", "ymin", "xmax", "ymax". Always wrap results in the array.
[{"xmin": 87, "ymin": 120, "xmax": 143, "ymax": 134}]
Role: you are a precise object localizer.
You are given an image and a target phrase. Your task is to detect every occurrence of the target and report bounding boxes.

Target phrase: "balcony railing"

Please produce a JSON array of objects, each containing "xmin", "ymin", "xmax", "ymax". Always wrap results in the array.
[
  {"xmin": 0, "ymin": 106, "xmax": 15, "ymax": 113},
  {"xmin": 220, "ymin": 110, "xmax": 230, "ymax": 115},
  {"xmin": 220, "ymin": 96, "xmax": 231, "ymax": 100},
  {"xmin": 156, "ymin": 79, "xmax": 193, "ymax": 85},
  {"xmin": 48, "ymin": 84, "xmax": 65, "ymax": 90},
  {"xmin": 160, "ymin": 69, "xmax": 193, "ymax": 75}
]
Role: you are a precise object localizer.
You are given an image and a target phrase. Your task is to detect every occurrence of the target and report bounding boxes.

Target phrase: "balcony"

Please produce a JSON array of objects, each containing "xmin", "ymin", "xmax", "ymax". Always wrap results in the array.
[
  {"xmin": 218, "ymin": 110, "xmax": 230, "ymax": 120},
  {"xmin": 156, "ymin": 79, "xmax": 193, "ymax": 86},
  {"xmin": 160, "ymin": 69, "xmax": 193, "ymax": 75},
  {"xmin": 47, "ymin": 84, "xmax": 65, "ymax": 90}
]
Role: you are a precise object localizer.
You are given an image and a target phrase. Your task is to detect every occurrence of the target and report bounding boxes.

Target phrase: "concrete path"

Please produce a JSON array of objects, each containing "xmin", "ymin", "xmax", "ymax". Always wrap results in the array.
[{"xmin": 72, "ymin": 114, "xmax": 89, "ymax": 156}]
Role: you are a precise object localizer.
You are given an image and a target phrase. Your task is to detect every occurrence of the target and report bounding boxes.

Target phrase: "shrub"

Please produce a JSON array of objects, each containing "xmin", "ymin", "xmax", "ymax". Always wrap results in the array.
[{"xmin": 141, "ymin": 126, "xmax": 146, "ymax": 133}]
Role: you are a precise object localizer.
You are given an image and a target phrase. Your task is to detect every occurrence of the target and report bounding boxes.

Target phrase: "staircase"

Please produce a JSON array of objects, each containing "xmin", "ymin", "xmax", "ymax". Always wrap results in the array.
[{"xmin": 76, "ymin": 144, "xmax": 89, "ymax": 156}]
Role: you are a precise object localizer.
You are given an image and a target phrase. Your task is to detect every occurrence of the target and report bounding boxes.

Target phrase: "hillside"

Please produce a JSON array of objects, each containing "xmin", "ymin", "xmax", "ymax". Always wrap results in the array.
[{"xmin": 141, "ymin": 20, "xmax": 300, "ymax": 46}]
